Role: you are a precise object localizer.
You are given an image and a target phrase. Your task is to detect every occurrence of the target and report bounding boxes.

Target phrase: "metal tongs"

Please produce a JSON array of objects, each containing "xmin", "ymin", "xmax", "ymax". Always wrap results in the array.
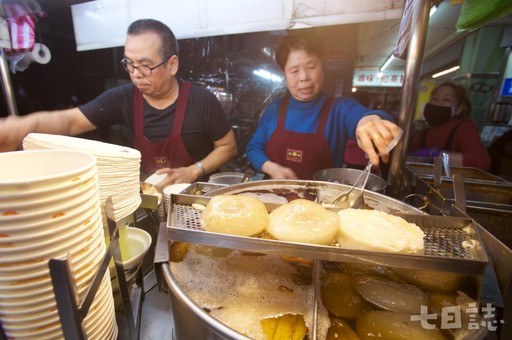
[{"xmin": 330, "ymin": 128, "xmax": 403, "ymax": 208}]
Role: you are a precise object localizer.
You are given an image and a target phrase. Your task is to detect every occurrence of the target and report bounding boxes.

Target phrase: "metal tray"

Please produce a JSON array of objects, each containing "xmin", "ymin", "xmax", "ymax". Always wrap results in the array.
[
  {"xmin": 180, "ymin": 181, "xmax": 227, "ymax": 196},
  {"xmin": 166, "ymin": 193, "xmax": 489, "ymax": 275},
  {"xmin": 406, "ymin": 162, "xmax": 509, "ymax": 184},
  {"xmin": 415, "ymin": 176, "xmax": 512, "ymax": 205}
]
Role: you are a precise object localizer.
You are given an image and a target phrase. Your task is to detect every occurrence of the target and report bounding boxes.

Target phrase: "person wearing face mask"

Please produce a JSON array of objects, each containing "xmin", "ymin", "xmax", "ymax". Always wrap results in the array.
[
  {"xmin": 246, "ymin": 30, "xmax": 401, "ymax": 180},
  {"xmin": 409, "ymin": 82, "xmax": 491, "ymax": 171}
]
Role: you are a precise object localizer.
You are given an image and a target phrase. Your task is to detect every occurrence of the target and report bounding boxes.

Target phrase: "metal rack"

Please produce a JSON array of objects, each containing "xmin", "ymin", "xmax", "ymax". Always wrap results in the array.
[
  {"xmin": 166, "ymin": 193, "xmax": 488, "ymax": 275},
  {"xmin": 0, "ymin": 197, "xmax": 147, "ymax": 340},
  {"xmin": 48, "ymin": 197, "xmax": 144, "ymax": 340},
  {"xmin": 0, "ymin": 198, "xmax": 144, "ymax": 340}
]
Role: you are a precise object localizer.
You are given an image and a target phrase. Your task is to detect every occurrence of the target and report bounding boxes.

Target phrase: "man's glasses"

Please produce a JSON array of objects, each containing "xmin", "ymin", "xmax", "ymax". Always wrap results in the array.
[{"xmin": 120, "ymin": 56, "xmax": 172, "ymax": 76}]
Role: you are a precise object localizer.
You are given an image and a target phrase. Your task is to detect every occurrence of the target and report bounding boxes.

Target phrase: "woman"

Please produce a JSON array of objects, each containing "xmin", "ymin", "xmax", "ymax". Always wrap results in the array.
[
  {"xmin": 409, "ymin": 82, "xmax": 491, "ymax": 171},
  {"xmin": 245, "ymin": 30, "xmax": 400, "ymax": 180}
]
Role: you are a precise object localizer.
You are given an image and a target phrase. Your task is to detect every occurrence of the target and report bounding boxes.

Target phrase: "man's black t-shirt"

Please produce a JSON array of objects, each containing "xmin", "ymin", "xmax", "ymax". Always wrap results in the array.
[{"xmin": 79, "ymin": 82, "xmax": 232, "ymax": 161}]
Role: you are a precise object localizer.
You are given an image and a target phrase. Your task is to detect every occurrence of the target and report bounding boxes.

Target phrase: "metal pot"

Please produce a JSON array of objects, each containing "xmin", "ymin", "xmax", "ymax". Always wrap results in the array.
[
  {"xmin": 313, "ymin": 168, "xmax": 387, "ymax": 193},
  {"xmin": 159, "ymin": 180, "xmax": 499, "ymax": 339},
  {"xmin": 160, "ymin": 180, "xmax": 423, "ymax": 339},
  {"xmin": 163, "ymin": 264, "xmax": 250, "ymax": 340},
  {"xmin": 208, "ymin": 172, "xmax": 245, "ymax": 185}
]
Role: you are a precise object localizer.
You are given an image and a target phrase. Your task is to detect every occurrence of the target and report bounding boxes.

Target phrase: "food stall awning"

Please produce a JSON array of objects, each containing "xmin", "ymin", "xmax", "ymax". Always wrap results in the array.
[{"xmin": 70, "ymin": 0, "xmax": 404, "ymax": 51}]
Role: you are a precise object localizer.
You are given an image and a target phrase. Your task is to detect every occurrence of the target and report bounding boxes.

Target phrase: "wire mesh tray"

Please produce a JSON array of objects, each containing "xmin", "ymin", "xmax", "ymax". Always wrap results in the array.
[{"xmin": 166, "ymin": 194, "xmax": 489, "ymax": 275}]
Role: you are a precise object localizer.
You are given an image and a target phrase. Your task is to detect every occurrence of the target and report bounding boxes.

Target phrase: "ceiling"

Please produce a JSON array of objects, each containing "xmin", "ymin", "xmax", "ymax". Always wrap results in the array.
[{"xmin": 355, "ymin": 0, "xmax": 465, "ymax": 71}]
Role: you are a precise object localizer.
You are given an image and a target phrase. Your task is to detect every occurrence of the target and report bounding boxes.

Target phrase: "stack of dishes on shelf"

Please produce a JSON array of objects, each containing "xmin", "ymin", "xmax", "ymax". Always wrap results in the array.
[
  {"xmin": 0, "ymin": 150, "xmax": 117, "ymax": 339},
  {"xmin": 23, "ymin": 133, "xmax": 142, "ymax": 233}
]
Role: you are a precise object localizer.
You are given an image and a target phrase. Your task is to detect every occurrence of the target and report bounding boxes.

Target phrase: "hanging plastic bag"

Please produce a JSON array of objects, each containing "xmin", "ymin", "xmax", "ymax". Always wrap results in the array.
[
  {"xmin": 456, "ymin": 0, "xmax": 512, "ymax": 32},
  {"xmin": 3, "ymin": 0, "xmax": 46, "ymax": 53}
]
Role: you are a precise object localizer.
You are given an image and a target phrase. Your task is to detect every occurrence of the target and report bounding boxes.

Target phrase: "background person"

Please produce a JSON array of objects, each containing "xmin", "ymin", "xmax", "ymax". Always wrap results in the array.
[
  {"xmin": 409, "ymin": 82, "xmax": 491, "ymax": 171},
  {"xmin": 0, "ymin": 19, "xmax": 237, "ymax": 186},
  {"xmin": 246, "ymin": 30, "xmax": 400, "ymax": 180}
]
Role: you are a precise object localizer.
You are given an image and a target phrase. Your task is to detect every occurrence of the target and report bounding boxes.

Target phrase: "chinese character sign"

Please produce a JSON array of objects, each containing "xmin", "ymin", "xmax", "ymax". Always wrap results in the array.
[{"xmin": 353, "ymin": 70, "xmax": 404, "ymax": 87}]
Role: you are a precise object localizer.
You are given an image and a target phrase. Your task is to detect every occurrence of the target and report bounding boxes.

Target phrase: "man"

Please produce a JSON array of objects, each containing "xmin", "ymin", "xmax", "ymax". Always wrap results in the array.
[{"xmin": 0, "ymin": 19, "xmax": 237, "ymax": 186}]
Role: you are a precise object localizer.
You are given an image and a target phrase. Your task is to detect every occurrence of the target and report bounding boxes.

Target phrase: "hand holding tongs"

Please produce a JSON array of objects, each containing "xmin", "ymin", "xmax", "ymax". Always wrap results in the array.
[{"xmin": 331, "ymin": 128, "xmax": 403, "ymax": 208}]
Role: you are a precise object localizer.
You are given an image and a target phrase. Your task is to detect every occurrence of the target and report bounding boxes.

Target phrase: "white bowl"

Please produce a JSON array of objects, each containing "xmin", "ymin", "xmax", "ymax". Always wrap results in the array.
[
  {"xmin": 109, "ymin": 226, "xmax": 152, "ymax": 284},
  {"xmin": 0, "ymin": 181, "xmax": 100, "ymax": 222},
  {"xmin": 0, "ymin": 209, "xmax": 100, "ymax": 258},
  {"xmin": 0, "ymin": 165, "xmax": 98, "ymax": 203},
  {"xmin": 0, "ymin": 198, "xmax": 101, "ymax": 235},
  {"xmin": 0, "ymin": 227, "xmax": 102, "ymax": 282},
  {"xmin": 0, "ymin": 150, "xmax": 96, "ymax": 194},
  {"xmin": 163, "ymin": 183, "xmax": 191, "ymax": 196},
  {"xmin": 0, "ymin": 215, "xmax": 103, "ymax": 264},
  {"xmin": 0, "ymin": 206, "xmax": 102, "ymax": 244},
  {"xmin": 119, "ymin": 227, "xmax": 152, "ymax": 271},
  {"xmin": 0, "ymin": 174, "xmax": 98, "ymax": 211}
]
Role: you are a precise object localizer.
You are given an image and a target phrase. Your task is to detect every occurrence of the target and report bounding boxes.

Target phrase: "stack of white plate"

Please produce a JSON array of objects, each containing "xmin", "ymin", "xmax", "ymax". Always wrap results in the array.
[
  {"xmin": 0, "ymin": 150, "xmax": 117, "ymax": 339},
  {"xmin": 23, "ymin": 133, "xmax": 142, "ymax": 232}
]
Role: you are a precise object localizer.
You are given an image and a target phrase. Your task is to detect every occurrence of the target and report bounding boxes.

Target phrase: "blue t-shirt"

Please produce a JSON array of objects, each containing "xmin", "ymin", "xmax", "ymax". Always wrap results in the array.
[{"xmin": 246, "ymin": 92, "xmax": 393, "ymax": 172}]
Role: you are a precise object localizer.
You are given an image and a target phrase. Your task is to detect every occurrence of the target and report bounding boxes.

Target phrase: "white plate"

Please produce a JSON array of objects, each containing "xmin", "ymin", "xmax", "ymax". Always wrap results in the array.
[
  {"xmin": 144, "ymin": 172, "xmax": 168, "ymax": 186},
  {"xmin": 23, "ymin": 133, "xmax": 141, "ymax": 159}
]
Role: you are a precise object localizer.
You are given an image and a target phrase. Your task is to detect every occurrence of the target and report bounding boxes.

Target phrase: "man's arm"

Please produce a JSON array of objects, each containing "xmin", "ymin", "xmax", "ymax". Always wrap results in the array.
[
  {"xmin": 156, "ymin": 129, "xmax": 238, "ymax": 186},
  {"xmin": 0, "ymin": 108, "xmax": 97, "ymax": 152},
  {"xmin": 197, "ymin": 129, "xmax": 237, "ymax": 177}
]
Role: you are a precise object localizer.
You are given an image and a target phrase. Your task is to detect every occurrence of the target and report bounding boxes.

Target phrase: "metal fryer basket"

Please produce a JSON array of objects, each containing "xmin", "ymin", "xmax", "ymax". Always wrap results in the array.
[{"xmin": 166, "ymin": 194, "xmax": 489, "ymax": 275}]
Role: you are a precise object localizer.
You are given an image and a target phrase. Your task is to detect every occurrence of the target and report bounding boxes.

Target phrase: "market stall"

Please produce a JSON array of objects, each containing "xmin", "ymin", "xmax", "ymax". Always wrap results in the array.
[{"xmin": 2, "ymin": 0, "xmax": 512, "ymax": 339}]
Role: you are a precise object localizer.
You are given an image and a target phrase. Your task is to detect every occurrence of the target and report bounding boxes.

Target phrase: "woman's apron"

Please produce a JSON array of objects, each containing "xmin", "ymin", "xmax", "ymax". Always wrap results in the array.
[{"xmin": 264, "ymin": 95, "xmax": 334, "ymax": 179}]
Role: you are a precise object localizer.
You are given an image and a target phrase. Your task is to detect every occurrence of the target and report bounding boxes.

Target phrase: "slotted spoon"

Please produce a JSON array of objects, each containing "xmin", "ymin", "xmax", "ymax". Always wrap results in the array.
[{"xmin": 330, "ymin": 128, "xmax": 403, "ymax": 208}]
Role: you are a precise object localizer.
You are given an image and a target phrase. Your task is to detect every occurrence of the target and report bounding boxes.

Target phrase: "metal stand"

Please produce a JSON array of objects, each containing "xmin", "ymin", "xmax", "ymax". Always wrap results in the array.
[{"xmin": 49, "ymin": 197, "xmax": 144, "ymax": 340}]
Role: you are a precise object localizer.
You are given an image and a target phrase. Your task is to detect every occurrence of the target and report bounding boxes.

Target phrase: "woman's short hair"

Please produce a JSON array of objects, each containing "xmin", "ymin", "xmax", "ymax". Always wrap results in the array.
[
  {"xmin": 275, "ymin": 30, "xmax": 324, "ymax": 71},
  {"xmin": 127, "ymin": 19, "xmax": 179, "ymax": 60}
]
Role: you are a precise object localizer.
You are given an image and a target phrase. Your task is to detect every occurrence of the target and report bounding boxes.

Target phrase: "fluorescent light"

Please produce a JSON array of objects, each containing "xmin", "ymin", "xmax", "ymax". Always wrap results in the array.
[
  {"xmin": 253, "ymin": 69, "xmax": 282, "ymax": 82},
  {"xmin": 380, "ymin": 55, "xmax": 394, "ymax": 71},
  {"xmin": 429, "ymin": 6, "xmax": 437, "ymax": 17},
  {"xmin": 432, "ymin": 65, "xmax": 460, "ymax": 79}
]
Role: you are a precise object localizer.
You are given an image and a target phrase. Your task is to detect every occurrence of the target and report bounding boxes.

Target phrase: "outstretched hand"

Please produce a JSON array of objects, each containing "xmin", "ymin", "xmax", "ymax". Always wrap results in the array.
[
  {"xmin": 261, "ymin": 160, "xmax": 298, "ymax": 179},
  {"xmin": 355, "ymin": 115, "xmax": 402, "ymax": 166}
]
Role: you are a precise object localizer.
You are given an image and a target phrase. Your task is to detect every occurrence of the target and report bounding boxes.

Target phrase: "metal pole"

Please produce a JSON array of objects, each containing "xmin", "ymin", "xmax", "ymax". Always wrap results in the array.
[
  {"xmin": 387, "ymin": 0, "xmax": 431, "ymax": 198},
  {"xmin": 0, "ymin": 48, "xmax": 18, "ymax": 116}
]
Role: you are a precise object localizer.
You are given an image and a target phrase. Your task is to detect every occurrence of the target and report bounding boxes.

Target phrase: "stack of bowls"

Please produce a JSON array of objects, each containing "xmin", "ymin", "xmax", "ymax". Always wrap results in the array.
[
  {"xmin": 0, "ymin": 150, "xmax": 117, "ymax": 339},
  {"xmin": 23, "ymin": 133, "xmax": 142, "ymax": 234}
]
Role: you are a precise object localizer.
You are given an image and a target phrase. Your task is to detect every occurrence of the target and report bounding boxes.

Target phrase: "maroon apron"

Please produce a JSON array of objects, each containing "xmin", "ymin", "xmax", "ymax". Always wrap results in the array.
[
  {"xmin": 264, "ymin": 96, "xmax": 334, "ymax": 179},
  {"xmin": 133, "ymin": 81, "xmax": 195, "ymax": 175}
]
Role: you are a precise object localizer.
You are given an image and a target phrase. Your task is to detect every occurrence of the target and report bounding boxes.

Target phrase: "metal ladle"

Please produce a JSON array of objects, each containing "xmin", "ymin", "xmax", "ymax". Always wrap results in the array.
[{"xmin": 330, "ymin": 128, "xmax": 403, "ymax": 208}]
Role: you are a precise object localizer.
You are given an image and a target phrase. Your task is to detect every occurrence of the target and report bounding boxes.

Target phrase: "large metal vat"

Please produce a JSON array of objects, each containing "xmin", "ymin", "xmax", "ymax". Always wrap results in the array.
[{"xmin": 155, "ymin": 180, "xmax": 502, "ymax": 340}]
